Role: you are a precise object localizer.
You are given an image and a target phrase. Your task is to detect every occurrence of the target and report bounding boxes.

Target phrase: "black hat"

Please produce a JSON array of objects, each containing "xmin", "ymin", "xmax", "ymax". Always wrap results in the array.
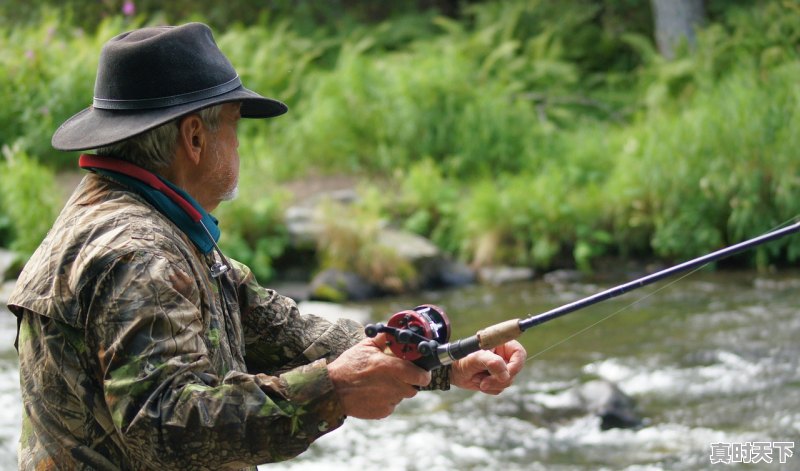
[{"xmin": 52, "ymin": 22, "xmax": 287, "ymax": 151}]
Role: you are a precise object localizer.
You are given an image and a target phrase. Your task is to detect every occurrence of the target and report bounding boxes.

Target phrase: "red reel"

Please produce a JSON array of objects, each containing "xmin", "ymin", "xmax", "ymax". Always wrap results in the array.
[{"xmin": 385, "ymin": 304, "xmax": 450, "ymax": 361}]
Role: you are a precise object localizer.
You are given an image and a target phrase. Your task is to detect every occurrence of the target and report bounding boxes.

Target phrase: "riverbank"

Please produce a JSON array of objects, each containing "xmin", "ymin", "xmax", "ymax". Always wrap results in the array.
[{"xmin": 3, "ymin": 3, "xmax": 799, "ymax": 286}]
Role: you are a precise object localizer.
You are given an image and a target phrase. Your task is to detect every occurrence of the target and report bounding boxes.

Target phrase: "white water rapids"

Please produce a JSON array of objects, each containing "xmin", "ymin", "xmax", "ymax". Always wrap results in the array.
[{"xmin": 0, "ymin": 271, "xmax": 798, "ymax": 470}]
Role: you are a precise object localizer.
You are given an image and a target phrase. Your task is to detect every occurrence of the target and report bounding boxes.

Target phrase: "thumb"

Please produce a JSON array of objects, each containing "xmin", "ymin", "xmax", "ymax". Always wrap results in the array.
[{"xmin": 367, "ymin": 332, "xmax": 390, "ymax": 350}]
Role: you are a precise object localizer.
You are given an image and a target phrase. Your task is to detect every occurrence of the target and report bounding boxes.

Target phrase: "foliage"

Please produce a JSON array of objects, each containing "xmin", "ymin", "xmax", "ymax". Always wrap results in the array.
[
  {"xmin": 0, "ymin": 14, "xmax": 130, "ymax": 168},
  {"xmin": 272, "ymin": 1, "xmax": 642, "ymax": 179},
  {"xmin": 1, "ymin": 0, "xmax": 799, "ymax": 278},
  {"xmin": 216, "ymin": 195, "xmax": 290, "ymax": 284},
  {"xmin": 0, "ymin": 0, "xmax": 453, "ymax": 36},
  {"xmin": 607, "ymin": 61, "xmax": 800, "ymax": 265},
  {"xmin": 214, "ymin": 152, "xmax": 292, "ymax": 283},
  {"xmin": 314, "ymin": 193, "xmax": 417, "ymax": 293},
  {"xmin": 0, "ymin": 145, "xmax": 61, "ymax": 258}
]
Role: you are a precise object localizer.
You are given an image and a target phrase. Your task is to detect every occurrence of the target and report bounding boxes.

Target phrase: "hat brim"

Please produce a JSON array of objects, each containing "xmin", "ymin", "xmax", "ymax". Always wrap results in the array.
[{"xmin": 51, "ymin": 86, "xmax": 287, "ymax": 151}]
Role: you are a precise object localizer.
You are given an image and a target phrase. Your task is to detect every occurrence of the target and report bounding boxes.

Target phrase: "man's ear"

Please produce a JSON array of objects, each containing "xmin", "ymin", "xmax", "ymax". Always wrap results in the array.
[{"xmin": 177, "ymin": 114, "xmax": 206, "ymax": 165}]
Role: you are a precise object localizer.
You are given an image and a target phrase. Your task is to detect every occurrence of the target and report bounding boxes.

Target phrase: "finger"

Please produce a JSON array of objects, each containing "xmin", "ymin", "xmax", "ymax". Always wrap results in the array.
[
  {"xmin": 482, "ymin": 354, "xmax": 511, "ymax": 382},
  {"xmin": 504, "ymin": 343, "xmax": 527, "ymax": 377},
  {"xmin": 404, "ymin": 365, "xmax": 432, "ymax": 387},
  {"xmin": 368, "ymin": 332, "xmax": 389, "ymax": 350},
  {"xmin": 479, "ymin": 373, "xmax": 515, "ymax": 393},
  {"xmin": 398, "ymin": 383, "xmax": 420, "ymax": 399},
  {"xmin": 479, "ymin": 355, "xmax": 515, "ymax": 392},
  {"xmin": 383, "ymin": 356, "xmax": 432, "ymax": 387}
]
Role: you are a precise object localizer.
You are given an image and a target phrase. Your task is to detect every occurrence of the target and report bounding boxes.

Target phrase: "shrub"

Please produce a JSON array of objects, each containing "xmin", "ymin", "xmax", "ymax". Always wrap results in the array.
[
  {"xmin": 315, "ymin": 193, "xmax": 417, "ymax": 293},
  {"xmin": 0, "ymin": 145, "xmax": 61, "ymax": 257}
]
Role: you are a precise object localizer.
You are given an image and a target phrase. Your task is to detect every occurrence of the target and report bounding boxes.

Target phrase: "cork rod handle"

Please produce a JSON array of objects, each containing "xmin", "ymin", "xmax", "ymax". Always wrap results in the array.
[{"xmin": 476, "ymin": 319, "xmax": 523, "ymax": 350}]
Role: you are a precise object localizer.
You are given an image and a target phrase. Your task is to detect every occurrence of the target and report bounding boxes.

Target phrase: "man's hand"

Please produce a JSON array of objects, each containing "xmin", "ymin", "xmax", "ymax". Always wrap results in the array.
[
  {"xmin": 451, "ymin": 340, "xmax": 526, "ymax": 395},
  {"xmin": 327, "ymin": 333, "xmax": 431, "ymax": 419}
]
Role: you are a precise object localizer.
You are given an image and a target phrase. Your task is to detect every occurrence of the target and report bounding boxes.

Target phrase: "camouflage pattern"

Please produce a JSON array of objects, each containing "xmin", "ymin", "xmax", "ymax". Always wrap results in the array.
[{"xmin": 7, "ymin": 173, "xmax": 448, "ymax": 470}]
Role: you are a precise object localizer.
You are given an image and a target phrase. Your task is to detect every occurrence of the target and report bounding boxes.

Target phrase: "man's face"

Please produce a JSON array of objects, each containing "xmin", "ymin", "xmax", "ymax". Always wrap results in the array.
[{"xmin": 204, "ymin": 102, "xmax": 241, "ymax": 204}]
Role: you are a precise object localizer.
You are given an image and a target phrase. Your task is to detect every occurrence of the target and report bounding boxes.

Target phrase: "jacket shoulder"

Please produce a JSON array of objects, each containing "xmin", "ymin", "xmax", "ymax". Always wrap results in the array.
[{"xmin": 8, "ymin": 174, "xmax": 201, "ymax": 326}]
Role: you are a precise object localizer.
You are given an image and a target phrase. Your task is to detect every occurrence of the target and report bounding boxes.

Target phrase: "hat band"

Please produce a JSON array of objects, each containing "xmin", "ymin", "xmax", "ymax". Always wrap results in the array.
[{"xmin": 92, "ymin": 75, "xmax": 242, "ymax": 110}]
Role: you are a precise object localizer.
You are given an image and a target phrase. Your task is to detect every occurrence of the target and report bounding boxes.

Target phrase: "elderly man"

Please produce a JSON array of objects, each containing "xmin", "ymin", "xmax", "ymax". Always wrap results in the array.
[{"xmin": 7, "ymin": 23, "xmax": 525, "ymax": 470}]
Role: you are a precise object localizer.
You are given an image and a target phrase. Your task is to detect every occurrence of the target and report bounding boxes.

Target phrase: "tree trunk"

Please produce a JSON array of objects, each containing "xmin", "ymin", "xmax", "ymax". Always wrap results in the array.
[{"xmin": 650, "ymin": 0, "xmax": 706, "ymax": 59}]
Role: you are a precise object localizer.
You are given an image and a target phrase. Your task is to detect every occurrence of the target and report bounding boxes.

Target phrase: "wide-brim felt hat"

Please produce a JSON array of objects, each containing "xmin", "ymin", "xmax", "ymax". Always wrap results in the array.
[{"xmin": 52, "ymin": 22, "xmax": 287, "ymax": 151}]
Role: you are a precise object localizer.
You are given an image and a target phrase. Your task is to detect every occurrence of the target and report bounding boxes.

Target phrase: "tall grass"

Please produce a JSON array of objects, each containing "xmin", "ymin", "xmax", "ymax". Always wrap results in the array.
[
  {"xmin": 0, "ymin": 145, "xmax": 61, "ymax": 261},
  {"xmin": 608, "ymin": 61, "xmax": 800, "ymax": 265},
  {"xmin": 0, "ymin": 14, "xmax": 130, "ymax": 168},
  {"xmin": 1, "ymin": 1, "xmax": 798, "ymax": 280}
]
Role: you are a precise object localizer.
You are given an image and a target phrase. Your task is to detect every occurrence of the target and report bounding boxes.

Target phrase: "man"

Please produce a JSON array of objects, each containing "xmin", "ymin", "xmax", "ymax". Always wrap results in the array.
[{"xmin": 7, "ymin": 23, "xmax": 526, "ymax": 470}]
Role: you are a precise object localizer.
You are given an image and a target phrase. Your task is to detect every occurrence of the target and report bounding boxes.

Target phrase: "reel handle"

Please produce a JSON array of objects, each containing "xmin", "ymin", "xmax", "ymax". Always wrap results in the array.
[{"xmin": 364, "ymin": 304, "xmax": 451, "ymax": 371}]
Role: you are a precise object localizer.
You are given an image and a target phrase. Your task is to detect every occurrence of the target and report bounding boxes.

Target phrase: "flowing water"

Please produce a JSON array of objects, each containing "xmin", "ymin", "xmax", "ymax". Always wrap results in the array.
[{"xmin": 1, "ymin": 270, "xmax": 798, "ymax": 470}]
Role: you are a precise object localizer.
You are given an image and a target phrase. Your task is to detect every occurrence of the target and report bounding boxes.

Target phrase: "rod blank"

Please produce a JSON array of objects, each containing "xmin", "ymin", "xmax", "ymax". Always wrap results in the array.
[{"xmin": 520, "ymin": 220, "xmax": 800, "ymax": 331}]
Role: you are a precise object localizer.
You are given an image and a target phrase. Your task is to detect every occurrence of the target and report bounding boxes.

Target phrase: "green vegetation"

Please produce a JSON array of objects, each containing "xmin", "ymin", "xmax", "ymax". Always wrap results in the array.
[
  {"xmin": 0, "ymin": 145, "xmax": 60, "ymax": 262},
  {"xmin": 1, "ymin": 1, "xmax": 798, "ymax": 283}
]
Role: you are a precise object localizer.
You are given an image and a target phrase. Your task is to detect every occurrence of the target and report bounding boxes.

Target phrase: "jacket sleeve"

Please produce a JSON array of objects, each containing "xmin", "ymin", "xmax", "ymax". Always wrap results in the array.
[
  {"xmin": 232, "ymin": 261, "xmax": 451, "ymax": 390},
  {"xmin": 87, "ymin": 250, "xmax": 345, "ymax": 469},
  {"xmin": 232, "ymin": 261, "xmax": 365, "ymax": 374}
]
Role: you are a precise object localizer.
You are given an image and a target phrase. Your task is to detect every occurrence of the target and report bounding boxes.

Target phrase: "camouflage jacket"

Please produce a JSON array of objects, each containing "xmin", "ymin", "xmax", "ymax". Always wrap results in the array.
[{"xmin": 7, "ymin": 173, "xmax": 447, "ymax": 470}]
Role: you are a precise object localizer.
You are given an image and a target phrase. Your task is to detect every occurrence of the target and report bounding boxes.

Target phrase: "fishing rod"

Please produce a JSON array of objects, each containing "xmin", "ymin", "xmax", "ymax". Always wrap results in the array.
[{"xmin": 365, "ymin": 220, "xmax": 800, "ymax": 371}]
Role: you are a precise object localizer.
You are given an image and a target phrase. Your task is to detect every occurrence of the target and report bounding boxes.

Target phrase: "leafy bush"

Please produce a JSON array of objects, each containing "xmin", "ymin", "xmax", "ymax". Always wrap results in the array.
[
  {"xmin": 214, "ymin": 153, "xmax": 292, "ymax": 283},
  {"xmin": 0, "ymin": 14, "xmax": 133, "ymax": 168},
  {"xmin": 2, "ymin": 0, "xmax": 800, "ymax": 276},
  {"xmin": 315, "ymin": 193, "xmax": 417, "ymax": 293},
  {"xmin": 607, "ymin": 60, "xmax": 800, "ymax": 265},
  {"xmin": 0, "ymin": 145, "xmax": 60, "ymax": 257}
]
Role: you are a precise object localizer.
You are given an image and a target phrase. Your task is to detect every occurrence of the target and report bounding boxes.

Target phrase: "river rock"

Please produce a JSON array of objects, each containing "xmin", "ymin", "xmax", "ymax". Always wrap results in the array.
[
  {"xmin": 297, "ymin": 300, "xmax": 371, "ymax": 325},
  {"xmin": 285, "ymin": 187, "xmax": 463, "ymax": 298},
  {"xmin": 437, "ymin": 259, "xmax": 476, "ymax": 288},
  {"xmin": 574, "ymin": 379, "xmax": 643, "ymax": 430},
  {"xmin": 527, "ymin": 379, "xmax": 643, "ymax": 430},
  {"xmin": 542, "ymin": 269, "xmax": 585, "ymax": 286},
  {"xmin": 284, "ymin": 189, "xmax": 361, "ymax": 248},
  {"xmin": 377, "ymin": 228, "xmax": 443, "ymax": 286},
  {"xmin": 477, "ymin": 265, "xmax": 535, "ymax": 285},
  {"xmin": 284, "ymin": 204, "xmax": 320, "ymax": 248},
  {"xmin": 309, "ymin": 268, "xmax": 379, "ymax": 302}
]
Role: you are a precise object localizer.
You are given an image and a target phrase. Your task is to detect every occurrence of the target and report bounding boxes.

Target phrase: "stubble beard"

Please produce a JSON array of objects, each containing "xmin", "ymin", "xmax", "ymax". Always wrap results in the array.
[
  {"xmin": 209, "ymin": 139, "xmax": 239, "ymax": 202},
  {"xmin": 220, "ymin": 183, "xmax": 239, "ymax": 201}
]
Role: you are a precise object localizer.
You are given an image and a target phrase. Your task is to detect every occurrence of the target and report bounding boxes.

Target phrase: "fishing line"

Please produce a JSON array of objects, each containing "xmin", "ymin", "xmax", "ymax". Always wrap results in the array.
[
  {"xmin": 524, "ymin": 264, "xmax": 704, "ymax": 363},
  {"xmin": 524, "ymin": 215, "xmax": 800, "ymax": 363},
  {"xmin": 366, "ymin": 216, "xmax": 800, "ymax": 371}
]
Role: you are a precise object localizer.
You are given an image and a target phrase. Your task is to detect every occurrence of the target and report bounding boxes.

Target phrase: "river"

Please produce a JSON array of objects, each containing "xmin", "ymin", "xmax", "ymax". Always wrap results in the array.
[{"xmin": 0, "ymin": 270, "xmax": 798, "ymax": 470}]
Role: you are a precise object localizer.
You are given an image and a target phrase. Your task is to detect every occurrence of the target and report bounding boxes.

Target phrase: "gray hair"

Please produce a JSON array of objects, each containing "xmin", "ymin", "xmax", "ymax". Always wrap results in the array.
[{"xmin": 95, "ymin": 104, "xmax": 224, "ymax": 172}]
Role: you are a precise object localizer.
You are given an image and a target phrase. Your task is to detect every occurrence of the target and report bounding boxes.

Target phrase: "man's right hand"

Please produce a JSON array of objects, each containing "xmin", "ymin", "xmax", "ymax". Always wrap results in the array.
[{"xmin": 327, "ymin": 333, "xmax": 431, "ymax": 419}]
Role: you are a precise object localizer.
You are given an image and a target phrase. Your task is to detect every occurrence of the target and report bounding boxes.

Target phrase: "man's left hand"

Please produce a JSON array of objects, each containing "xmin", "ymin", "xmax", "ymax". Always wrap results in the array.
[{"xmin": 450, "ymin": 340, "xmax": 527, "ymax": 395}]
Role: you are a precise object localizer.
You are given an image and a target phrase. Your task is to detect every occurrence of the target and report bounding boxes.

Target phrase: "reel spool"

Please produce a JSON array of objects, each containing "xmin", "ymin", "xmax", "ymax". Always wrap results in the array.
[{"xmin": 364, "ymin": 304, "xmax": 451, "ymax": 370}]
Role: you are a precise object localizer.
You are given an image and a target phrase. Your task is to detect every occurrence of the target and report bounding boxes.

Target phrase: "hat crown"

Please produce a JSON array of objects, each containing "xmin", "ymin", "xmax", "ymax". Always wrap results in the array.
[
  {"xmin": 52, "ymin": 22, "xmax": 287, "ymax": 152},
  {"xmin": 94, "ymin": 23, "xmax": 238, "ymax": 108}
]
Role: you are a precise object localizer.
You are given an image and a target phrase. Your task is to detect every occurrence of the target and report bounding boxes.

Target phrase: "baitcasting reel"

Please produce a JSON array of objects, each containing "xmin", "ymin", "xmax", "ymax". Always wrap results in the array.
[{"xmin": 364, "ymin": 304, "xmax": 451, "ymax": 371}]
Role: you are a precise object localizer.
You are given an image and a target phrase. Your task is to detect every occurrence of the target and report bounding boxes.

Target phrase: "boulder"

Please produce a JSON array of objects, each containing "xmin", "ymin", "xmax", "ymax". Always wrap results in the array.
[
  {"xmin": 309, "ymin": 268, "xmax": 379, "ymax": 302},
  {"xmin": 284, "ymin": 204, "xmax": 320, "ymax": 248},
  {"xmin": 542, "ymin": 269, "xmax": 585, "ymax": 286},
  {"xmin": 284, "ymin": 189, "xmax": 361, "ymax": 249},
  {"xmin": 573, "ymin": 379, "xmax": 643, "ymax": 430},
  {"xmin": 376, "ymin": 228, "xmax": 443, "ymax": 287},
  {"xmin": 478, "ymin": 265, "xmax": 535, "ymax": 285},
  {"xmin": 437, "ymin": 259, "xmax": 476, "ymax": 288},
  {"xmin": 283, "ymin": 187, "xmax": 478, "ymax": 299},
  {"xmin": 526, "ymin": 379, "xmax": 643, "ymax": 430}
]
